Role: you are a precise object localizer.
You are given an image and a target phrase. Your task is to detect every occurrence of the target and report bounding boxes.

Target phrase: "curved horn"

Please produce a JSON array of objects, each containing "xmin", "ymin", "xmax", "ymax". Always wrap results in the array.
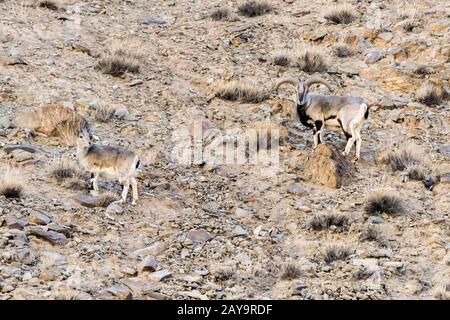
[
  {"xmin": 303, "ymin": 77, "xmax": 333, "ymax": 92},
  {"xmin": 273, "ymin": 76, "xmax": 302, "ymax": 92}
]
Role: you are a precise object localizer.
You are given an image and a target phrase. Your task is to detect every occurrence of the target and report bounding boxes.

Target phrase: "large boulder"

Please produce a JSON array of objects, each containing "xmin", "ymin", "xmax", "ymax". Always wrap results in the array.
[{"xmin": 303, "ymin": 143, "xmax": 355, "ymax": 188}]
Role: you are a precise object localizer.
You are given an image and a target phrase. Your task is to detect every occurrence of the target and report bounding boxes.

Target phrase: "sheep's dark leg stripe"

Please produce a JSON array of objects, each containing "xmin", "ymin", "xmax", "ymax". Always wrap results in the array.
[
  {"xmin": 315, "ymin": 121, "xmax": 323, "ymax": 144},
  {"xmin": 337, "ymin": 119, "xmax": 352, "ymax": 141}
]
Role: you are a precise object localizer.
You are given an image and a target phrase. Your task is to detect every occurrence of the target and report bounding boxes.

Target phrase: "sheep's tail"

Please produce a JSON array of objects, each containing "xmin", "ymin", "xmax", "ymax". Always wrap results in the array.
[{"xmin": 361, "ymin": 103, "xmax": 369, "ymax": 120}]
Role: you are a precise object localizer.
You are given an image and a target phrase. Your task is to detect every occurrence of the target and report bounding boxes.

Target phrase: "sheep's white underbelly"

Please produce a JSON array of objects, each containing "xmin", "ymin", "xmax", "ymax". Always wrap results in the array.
[
  {"xmin": 98, "ymin": 167, "xmax": 117, "ymax": 179},
  {"xmin": 324, "ymin": 118, "xmax": 341, "ymax": 129}
]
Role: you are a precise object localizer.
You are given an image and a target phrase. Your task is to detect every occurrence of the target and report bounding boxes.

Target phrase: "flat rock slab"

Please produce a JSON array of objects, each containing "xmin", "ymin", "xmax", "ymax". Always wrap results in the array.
[
  {"xmin": 287, "ymin": 184, "xmax": 306, "ymax": 195},
  {"xmin": 73, "ymin": 194, "xmax": 102, "ymax": 208},
  {"xmin": 28, "ymin": 211, "xmax": 51, "ymax": 225},
  {"xmin": 3, "ymin": 144, "xmax": 38, "ymax": 154},
  {"xmin": 139, "ymin": 255, "xmax": 158, "ymax": 273},
  {"xmin": 149, "ymin": 269, "xmax": 172, "ymax": 282},
  {"xmin": 10, "ymin": 149, "xmax": 34, "ymax": 162},
  {"xmin": 187, "ymin": 229, "xmax": 213, "ymax": 242},
  {"xmin": 130, "ymin": 241, "xmax": 167, "ymax": 258},
  {"xmin": 5, "ymin": 216, "xmax": 27, "ymax": 230},
  {"xmin": 143, "ymin": 16, "xmax": 166, "ymax": 25},
  {"xmin": 27, "ymin": 226, "xmax": 68, "ymax": 245}
]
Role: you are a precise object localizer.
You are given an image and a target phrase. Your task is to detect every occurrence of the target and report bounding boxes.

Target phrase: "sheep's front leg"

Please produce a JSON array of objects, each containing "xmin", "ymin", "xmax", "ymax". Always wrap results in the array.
[
  {"xmin": 91, "ymin": 171, "xmax": 100, "ymax": 196},
  {"xmin": 312, "ymin": 129, "xmax": 319, "ymax": 148},
  {"xmin": 120, "ymin": 179, "xmax": 130, "ymax": 204},
  {"xmin": 313, "ymin": 120, "xmax": 323, "ymax": 148}
]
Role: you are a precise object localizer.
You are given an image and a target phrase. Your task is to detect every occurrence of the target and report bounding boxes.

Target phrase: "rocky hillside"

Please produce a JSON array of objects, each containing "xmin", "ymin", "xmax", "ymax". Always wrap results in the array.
[{"xmin": 0, "ymin": 0, "xmax": 449, "ymax": 300}]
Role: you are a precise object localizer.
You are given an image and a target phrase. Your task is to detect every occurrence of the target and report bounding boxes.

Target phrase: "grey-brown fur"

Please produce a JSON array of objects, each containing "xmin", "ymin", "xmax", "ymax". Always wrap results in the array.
[
  {"xmin": 76, "ymin": 128, "xmax": 140, "ymax": 205},
  {"xmin": 274, "ymin": 76, "xmax": 369, "ymax": 159}
]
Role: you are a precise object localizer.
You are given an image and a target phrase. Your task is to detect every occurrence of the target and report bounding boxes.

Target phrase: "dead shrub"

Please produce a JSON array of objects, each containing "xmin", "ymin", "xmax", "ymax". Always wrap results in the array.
[
  {"xmin": 272, "ymin": 48, "xmax": 328, "ymax": 72},
  {"xmin": 272, "ymin": 49, "xmax": 292, "ymax": 67},
  {"xmin": 417, "ymin": 81, "xmax": 443, "ymax": 106},
  {"xmin": 38, "ymin": 1, "xmax": 59, "ymax": 11},
  {"xmin": 0, "ymin": 167, "xmax": 24, "ymax": 199},
  {"xmin": 364, "ymin": 191, "xmax": 404, "ymax": 216},
  {"xmin": 308, "ymin": 213, "xmax": 349, "ymax": 230},
  {"xmin": 360, "ymin": 224, "xmax": 386, "ymax": 245},
  {"xmin": 323, "ymin": 5, "xmax": 357, "ymax": 24},
  {"xmin": 238, "ymin": 1, "xmax": 272, "ymax": 17},
  {"xmin": 215, "ymin": 80, "xmax": 268, "ymax": 103},
  {"xmin": 414, "ymin": 65, "xmax": 433, "ymax": 76},
  {"xmin": 293, "ymin": 49, "xmax": 328, "ymax": 73},
  {"xmin": 323, "ymin": 245, "xmax": 352, "ymax": 264},
  {"xmin": 383, "ymin": 148, "xmax": 420, "ymax": 172},
  {"xmin": 333, "ymin": 43, "xmax": 354, "ymax": 57},
  {"xmin": 51, "ymin": 160, "xmax": 82, "ymax": 182},
  {"xmin": 211, "ymin": 8, "xmax": 231, "ymax": 21},
  {"xmin": 97, "ymin": 192, "xmax": 118, "ymax": 207},
  {"xmin": 407, "ymin": 165, "xmax": 427, "ymax": 181},
  {"xmin": 280, "ymin": 264, "xmax": 302, "ymax": 280},
  {"xmin": 96, "ymin": 42, "xmax": 143, "ymax": 77}
]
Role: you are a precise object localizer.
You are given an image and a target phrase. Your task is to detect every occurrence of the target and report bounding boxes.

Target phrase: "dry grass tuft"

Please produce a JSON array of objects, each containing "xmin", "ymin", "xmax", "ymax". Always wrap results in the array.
[
  {"xmin": 272, "ymin": 49, "xmax": 292, "ymax": 67},
  {"xmin": 323, "ymin": 245, "xmax": 352, "ymax": 264},
  {"xmin": 353, "ymin": 267, "xmax": 375, "ymax": 280},
  {"xmin": 272, "ymin": 48, "xmax": 328, "ymax": 72},
  {"xmin": 238, "ymin": 1, "xmax": 272, "ymax": 17},
  {"xmin": 360, "ymin": 224, "xmax": 386, "ymax": 245},
  {"xmin": 324, "ymin": 5, "xmax": 357, "ymax": 24},
  {"xmin": 308, "ymin": 213, "xmax": 349, "ymax": 230},
  {"xmin": 88, "ymin": 103, "xmax": 113, "ymax": 123},
  {"xmin": 211, "ymin": 8, "xmax": 232, "ymax": 21},
  {"xmin": 333, "ymin": 43, "xmax": 354, "ymax": 58},
  {"xmin": 97, "ymin": 192, "xmax": 118, "ymax": 207},
  {"xmin": 51, "ymin": 160, "xmax": 82, "ymax": 182},
  {"xmin": 294, "ymin": 49, "xmax": 328, "ymax": 73},
  {"xmin": 62, "ymin": 177, "xmax": 87, "ymax": 191},
  {"xmin": 414, "ymin": 65, "xmax": 433, "ymax": 76},
  {"xmin": 96, "ymin": 44, "xmax": 142, "ymax": 77},
  {"xmin": 55, "ymin": 116, "xmax": 91, "ymax": 145},
  {"xmin": 38, "ymin": 0, "xmax": 58, "ymax": 11},
  {"xmin": 417, "ymin": 81, "xmax": 443, "ymax": 106},
  {"xmin": 364, "ymin": 191, "xmax": 404, "ymax": 216},
  {"xmin": 407, "ymin": 165, "xmax": 427, "ymax": 181},
  {"xmin": 280, "ymin": 264, "xmax": 302, "ymax": 280},
  {"xmin": 214, "ymin": 268, "xmax": 235, "ymax": 281},
  {"xmin": 215, "ymin": 80, "xmax": 268, "ymax": 103},
  {"xmin": 383, "ymin": 148, "xmax": 421, "ymax": 172},
  {"xmin": 0, "ymin": 167, "xmax": 24, "ymax": 199}
]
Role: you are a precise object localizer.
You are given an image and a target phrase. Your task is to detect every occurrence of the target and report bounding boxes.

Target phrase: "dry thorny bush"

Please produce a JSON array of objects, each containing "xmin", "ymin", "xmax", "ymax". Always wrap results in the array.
[
  {"xmin": 238, "ymin": 1, "xmax": 272, "ymax": 17},
  {"xmin": 96, "ymin": 41, "xmax": 144, "ymax": 77},
  {"xmin": 0, "ymin": 166, "xmax": 24, "ymax": 199},
  {"xmin": 280, "ymin": 263, "xmax": 302, "ymax": 280},
  {"xmin": 323, "ymin": 5, "xmax": 357, "ymax": 24},
  {"xmin": 272, "ymin": 47, "xmax": 328, "ymax": 72},
  {"xmin": 215, "ymin": 79, "xmax": 268, "ymax": 103},
  {"xmin": 308, "ymin": 213, "xmax": 349, "ymax": 230},
  {"xmin": 323, "ymin": 245, "xmax": 352, "ymax": 264},
  {"xmin": 365, "ymin": 191, "xmax": 404, "ymax": 216},
  {"xmin": 417, "ymin": 81, "xmax": 444, "ymax": 106},
  {"xmin": 210, "ymin": 8, "xmax": 232, "ymax": 21}
]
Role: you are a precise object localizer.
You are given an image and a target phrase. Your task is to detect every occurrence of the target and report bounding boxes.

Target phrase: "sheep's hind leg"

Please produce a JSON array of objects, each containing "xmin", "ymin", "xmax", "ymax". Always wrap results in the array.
[
  {"xmin": 342, "ymin": 122, "xmax": 357, "ymax": 157},
  {"xmin": 130, "ymin": 177, "xmax": 138, "ymax": 205},
  {"xmin": 355, "ymin": 126, "xmax": 362, "ymax": 160}
]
